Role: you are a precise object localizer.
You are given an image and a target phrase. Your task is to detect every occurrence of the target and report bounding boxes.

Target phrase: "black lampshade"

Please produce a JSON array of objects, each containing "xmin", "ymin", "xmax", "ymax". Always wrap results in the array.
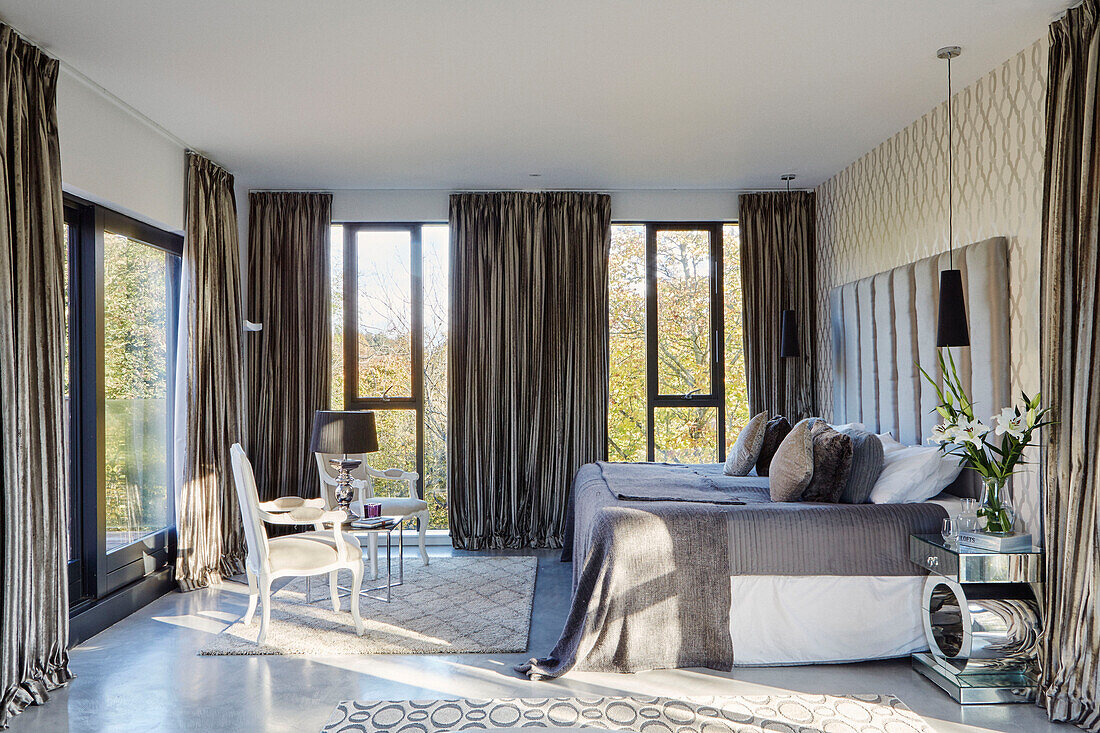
[
  {"xmin": 935, "ymin": 269, "xmax": 970, "ymax": 347},
  {"xmin": 310, "ymin": 410, "xmax": 379, "ymax": 455},
  {"xmin": 779, "ymin": 309, "xmax": 800, "ymax": 358}
]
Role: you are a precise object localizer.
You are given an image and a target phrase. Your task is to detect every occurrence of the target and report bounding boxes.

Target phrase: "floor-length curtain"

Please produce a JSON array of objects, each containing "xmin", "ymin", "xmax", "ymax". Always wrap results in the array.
[
  {"xmin": 738, "ymin": 191, "xmax": 817, "ymax": 419},
  {"xmin": 0, "ymin": 25, "xmax": 73, "ymax": 728},
  {"xmin": 175, "ymin": 152, "xmax": 246, "ymax": 591},
  {"xmin": 246, "ymin": 192, "xmax": 331, "ymax": 512},
  {"xmin": 448, "ymin": 192, "xmax": 611, "ymax": 550},
  {"xmin": 1039, "ymin": 2, "xmax": 1100, "ymax": 728}
]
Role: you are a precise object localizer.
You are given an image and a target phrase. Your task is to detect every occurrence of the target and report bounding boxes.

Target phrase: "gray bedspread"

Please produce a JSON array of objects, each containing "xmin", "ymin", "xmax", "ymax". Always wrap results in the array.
[{"xmin": 517, "ymin": 461, "xmax": 947, "ymax": 679}]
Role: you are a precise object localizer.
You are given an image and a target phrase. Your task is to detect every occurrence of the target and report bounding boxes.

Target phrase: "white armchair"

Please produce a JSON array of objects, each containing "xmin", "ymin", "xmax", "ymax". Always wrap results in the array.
[
  {"xmin": 315, "ymin": 453, "xmax": 430, "ymax": 579},
  {"xmin": 230, "ymin": 444, "xmax": 365, "ymax": 645}
]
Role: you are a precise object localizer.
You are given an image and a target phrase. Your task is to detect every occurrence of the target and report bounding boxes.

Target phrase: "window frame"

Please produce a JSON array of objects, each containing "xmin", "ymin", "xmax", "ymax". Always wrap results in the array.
[
  {"xmin": 340, "ymin": 222, "xmax": 428, "ymax": 501},
  {"xmin": 65, "ymin": 194, "xmax": 183, "ymax": 609},
  {"xmin": 614, "ymin": 221, "xmax": 728, "ymax": 462}
]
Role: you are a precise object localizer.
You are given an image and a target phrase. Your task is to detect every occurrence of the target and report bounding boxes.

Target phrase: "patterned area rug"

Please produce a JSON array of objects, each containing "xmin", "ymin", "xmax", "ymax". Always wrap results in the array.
[
  {"xmin": 198, "ymin": 556, "xmax": 535, "ymax": 656},
  {"xmin": 321, "ymin": 694, "xmax": 934, "ymax": 732}
]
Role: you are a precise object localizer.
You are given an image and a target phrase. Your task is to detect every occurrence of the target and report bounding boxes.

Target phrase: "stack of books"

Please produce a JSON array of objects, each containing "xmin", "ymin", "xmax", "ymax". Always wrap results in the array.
[
  {"xmin": 350, "ymin": 516, "xmax": 396, "ymax": 531},
  {"xmin": 957, "ymin": 530, "xmax": 1034, "ymax": 552}
]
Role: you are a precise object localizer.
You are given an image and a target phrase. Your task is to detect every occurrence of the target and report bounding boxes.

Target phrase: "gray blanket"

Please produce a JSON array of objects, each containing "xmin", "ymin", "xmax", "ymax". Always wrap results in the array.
[
  {"xmin": 517, "ymin": 461, "xmax": 946, "ymax": 679},
  {"xmin": 599, "ymin": 461, "xmax": 769, "ymax": 503},
  {"xmin": 517, "ymin": 463, "xmax": 734, "ymax": 679}
]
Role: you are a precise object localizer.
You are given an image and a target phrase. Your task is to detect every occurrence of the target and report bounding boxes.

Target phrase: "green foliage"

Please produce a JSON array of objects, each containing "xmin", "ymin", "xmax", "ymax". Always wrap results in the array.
[
  {"xmin": 102, "ymin": 233, "xmax": 171, "ymax": 542},
  {"xmin": 608, "ymin": 225, "xmax": 749, "ymax": 463}
]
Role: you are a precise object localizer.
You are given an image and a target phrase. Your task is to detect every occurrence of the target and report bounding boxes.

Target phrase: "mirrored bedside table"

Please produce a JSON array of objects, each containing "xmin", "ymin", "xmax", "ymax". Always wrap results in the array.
[{"xmin": 909, "ymin": 533, "xmax": 1043, "ymax": 705}]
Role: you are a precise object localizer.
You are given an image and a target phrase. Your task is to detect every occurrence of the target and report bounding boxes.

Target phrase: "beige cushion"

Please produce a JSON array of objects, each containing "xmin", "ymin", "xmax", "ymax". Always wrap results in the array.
[
  {"xmin": 768, "ymin": 418, "xmax": 815, "ymax": 501},
  {"xmin": 351, "ymin": 497, "xmax": 428, "ymax": 517},
  {"xmin": 723, "ymin": 410, "xmax": 768, "ymax": 476},
  {"xmin": 267, "ymin": 530, "xmax": 361, "ymax": 572}
]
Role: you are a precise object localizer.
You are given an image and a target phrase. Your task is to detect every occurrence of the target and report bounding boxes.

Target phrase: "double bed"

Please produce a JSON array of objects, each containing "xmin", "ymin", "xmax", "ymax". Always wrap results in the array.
[{"xmin": 520, "ymin": 237, "xmax": 1008, "ymax": 679}]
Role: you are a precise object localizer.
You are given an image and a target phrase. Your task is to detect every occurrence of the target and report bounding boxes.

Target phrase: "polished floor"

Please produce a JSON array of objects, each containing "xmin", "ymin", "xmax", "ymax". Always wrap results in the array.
[{"xmin": 11, "ymin": 548, "xmax": 1067, "ymax": 733}]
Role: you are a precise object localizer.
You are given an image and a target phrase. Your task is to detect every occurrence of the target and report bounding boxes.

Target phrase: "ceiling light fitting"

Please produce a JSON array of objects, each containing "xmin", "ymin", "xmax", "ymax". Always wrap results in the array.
[{"xmin": 935, "ymin": 45, "xmax": 970, "ymax": 348}]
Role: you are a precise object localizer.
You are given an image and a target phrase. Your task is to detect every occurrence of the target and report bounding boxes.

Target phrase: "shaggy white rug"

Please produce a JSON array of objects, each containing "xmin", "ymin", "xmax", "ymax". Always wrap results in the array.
[
  {"xmin": 198, "ymin": 556, "xmax": 536, "ymax": 656},
  {"xmin": 321, "ymin": 694, "xmax": 935, "ymax": 732}
]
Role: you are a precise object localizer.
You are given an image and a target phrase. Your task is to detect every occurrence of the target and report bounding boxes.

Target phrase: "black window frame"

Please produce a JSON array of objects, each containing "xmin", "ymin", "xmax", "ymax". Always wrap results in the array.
[
  {"xmin": 340, "ymin": 222, "xmax": 428, "ymax": 501},
  {"xmin": 65, "ymin": 194, "xmax": 183, "ymax": 610},
  {"xmin": 614, "ymin": 221, "xmax": 727, "ymax": 462}
]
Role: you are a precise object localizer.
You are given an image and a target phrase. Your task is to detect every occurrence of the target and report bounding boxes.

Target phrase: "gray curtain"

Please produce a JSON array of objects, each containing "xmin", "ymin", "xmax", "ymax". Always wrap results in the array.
[
  {"xmin": 1040, "ymin": 2, "xmax": 1100, "ymax": 728},
  {"xmin": 448, "ymin": 192, "xmax": 611, "ymax": 550},
  {"xmin": 176, "ymin": 153, "xmax": 246, "ymax": 591},
  {"xmin": 246, "ymin": 192, "xmax": 332, "ymax": 512},
  {"xmin": 0, "ymin": 25, "xmax": 73, "ymax": 728},
  {"xmin": 738, "ymin": 191, "xmax": 817, "ymax": 419}
]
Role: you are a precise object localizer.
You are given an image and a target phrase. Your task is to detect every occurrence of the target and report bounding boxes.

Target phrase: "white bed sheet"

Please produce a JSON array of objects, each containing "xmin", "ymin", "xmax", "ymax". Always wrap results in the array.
[
  {"xmin": 728, "ymin": 493, "xmax": 960, "ymax": 666},
  {"xmin": 730, "ymin": 574, "xmax": 928, "ymax": 665}
]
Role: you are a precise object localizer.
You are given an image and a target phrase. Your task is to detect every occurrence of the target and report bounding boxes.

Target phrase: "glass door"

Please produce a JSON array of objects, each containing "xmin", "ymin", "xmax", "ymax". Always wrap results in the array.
[{"xmin": 100, "ymin": 213, "xmax": 180, "ymax": 592}]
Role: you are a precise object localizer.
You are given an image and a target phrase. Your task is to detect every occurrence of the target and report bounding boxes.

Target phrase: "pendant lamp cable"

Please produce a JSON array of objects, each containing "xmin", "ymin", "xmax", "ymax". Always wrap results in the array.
[{"xmin": 947, "ymin": 53, "xmax": 953, "ymax": 269}]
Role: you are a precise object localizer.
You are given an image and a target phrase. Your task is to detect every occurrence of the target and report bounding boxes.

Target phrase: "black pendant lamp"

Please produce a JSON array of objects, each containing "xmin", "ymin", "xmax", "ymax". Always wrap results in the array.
[
  {"xmin": 935, "ymin": 46, "xmax": 970, "ymax": 348},
  {"xmin": 779, "ymin": 174, "xmax": 801, "ymax": 358}
]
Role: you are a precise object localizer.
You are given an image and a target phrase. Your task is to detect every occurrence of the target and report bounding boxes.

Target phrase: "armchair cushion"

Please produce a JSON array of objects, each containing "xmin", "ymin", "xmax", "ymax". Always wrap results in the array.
[
  {"xmin": 351, "ymin": 497, "xmax": 428, "ymax": 517},
  {"xmin": 266, "ymin": 531, "xmax": 361, "ymax": 572}
]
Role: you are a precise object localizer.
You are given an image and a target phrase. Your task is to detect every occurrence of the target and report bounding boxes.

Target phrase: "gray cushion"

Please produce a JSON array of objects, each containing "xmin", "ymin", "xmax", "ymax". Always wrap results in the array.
[
  {"xmin": 836, "ymin": 427, "xmax": 885, "ymax": 504},
  {"xmin": 723, "ymin": 410, "xmax": 768, "ymax": 476},
  {"xmin": 768, "ymin": 418, "xmax": 815, "ymax": 501},
  {"xmin": 803, "ymin": 421, "xmax": 853, "ymax": 503},
  {"xmin": 755, "ymin": 415, "xmax": 791, "ymax": 477}
]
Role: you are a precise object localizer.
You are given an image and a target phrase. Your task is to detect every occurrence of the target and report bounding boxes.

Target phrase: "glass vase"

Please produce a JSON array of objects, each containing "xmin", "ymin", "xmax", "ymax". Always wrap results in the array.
[{"xmin": 978, "ymin": 476, "xmax": 1016, "ymax": 535}]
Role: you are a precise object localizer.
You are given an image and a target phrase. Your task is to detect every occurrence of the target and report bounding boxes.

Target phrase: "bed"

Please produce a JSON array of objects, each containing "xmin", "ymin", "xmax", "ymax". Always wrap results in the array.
[{"xmin": 519, "ymin": 237, "xmax": 1009, "ymax": 679}]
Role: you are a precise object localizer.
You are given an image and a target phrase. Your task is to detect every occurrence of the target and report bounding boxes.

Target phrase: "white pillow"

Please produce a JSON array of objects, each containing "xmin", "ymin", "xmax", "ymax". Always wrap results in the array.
[
  {"xmin": 876, "ymin": 432, "xmax": 905, "ymax": 454},
  {"xmin": 830, "ymin": 422, "xmax": 867, "ymax": 433},
  {"xmin": 868, "ymin": 444, "xmax": 963, "ymax": 504}
]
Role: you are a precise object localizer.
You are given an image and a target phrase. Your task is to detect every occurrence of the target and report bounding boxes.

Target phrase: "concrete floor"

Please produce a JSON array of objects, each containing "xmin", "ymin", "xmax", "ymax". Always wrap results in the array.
[{"xmin": 9, "ymin": 548, "xmax": 1069, "ymax": 733}]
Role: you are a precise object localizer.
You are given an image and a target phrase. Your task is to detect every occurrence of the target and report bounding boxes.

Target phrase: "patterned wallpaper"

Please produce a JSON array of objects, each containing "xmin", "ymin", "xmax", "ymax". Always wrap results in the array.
[{"xmin": 814, "ymin": 37, "xmax": 1047, "ymax": 531}]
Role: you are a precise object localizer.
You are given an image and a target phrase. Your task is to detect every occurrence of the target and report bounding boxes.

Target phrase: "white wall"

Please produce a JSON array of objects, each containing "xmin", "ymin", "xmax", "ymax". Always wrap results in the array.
[{"xmin": 57, "ymin": 67, "xmax": 185, "ymax": 233}]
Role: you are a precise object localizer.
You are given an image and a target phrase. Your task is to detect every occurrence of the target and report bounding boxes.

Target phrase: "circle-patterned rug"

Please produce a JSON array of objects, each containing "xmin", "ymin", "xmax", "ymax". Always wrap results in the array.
[
  {"xmin": 321, "ymin": 694, "xmax": 934, "ymax": 732},
  {"xmin": 198, "ymin": 556, "xmax": 535, "ymax": 656}
]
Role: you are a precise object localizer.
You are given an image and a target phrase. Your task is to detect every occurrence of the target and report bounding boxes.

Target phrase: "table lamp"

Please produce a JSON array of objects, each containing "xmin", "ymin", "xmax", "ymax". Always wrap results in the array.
[{"xmin": 310, "ymin": 410, "xmax": 379, "ymax": 521}]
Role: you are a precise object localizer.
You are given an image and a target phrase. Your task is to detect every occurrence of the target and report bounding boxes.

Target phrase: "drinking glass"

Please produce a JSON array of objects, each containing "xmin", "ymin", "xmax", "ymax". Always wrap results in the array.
[
  {"xmin": 941, "ymin": 517, "xmax": 956, "ymax": 545},
  {"xmin": 956, "ymin": 513, "xmax": 979, "ymax": 534}
]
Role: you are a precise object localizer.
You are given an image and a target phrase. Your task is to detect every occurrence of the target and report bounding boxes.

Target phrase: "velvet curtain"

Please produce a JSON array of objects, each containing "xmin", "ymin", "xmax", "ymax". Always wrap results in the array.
[
  {"xmin": 0, "ymin": 24, "xmax": 73, "ymax": 728},
  {"xmin": 738, "ymin": 191, "xmax": 817, "ymax": 420},
  {"xmin": 175, "ymin": 153, "xmax": 247, "ymax": 591},
  {"xmin": 448, "ymin": 192, "xmax": 611, "ymax": 550},
  {"xmin": 246, "ymin": 192, "xmax": 332, "ymax": 511},
  {"xmin": 1040, "ymin": 2, "xmax": 1100, "ymax": 728}
]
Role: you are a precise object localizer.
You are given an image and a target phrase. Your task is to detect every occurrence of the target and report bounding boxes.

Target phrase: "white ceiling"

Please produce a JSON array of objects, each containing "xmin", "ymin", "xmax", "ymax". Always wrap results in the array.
[{"xmin": 0, "ymin": 0, "xmax": 1071, "ymax": 191}]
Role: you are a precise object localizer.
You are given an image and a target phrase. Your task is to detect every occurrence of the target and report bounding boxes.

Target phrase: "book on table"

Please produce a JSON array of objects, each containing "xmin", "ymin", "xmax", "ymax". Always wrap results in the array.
[{"xmin": 350, "ymin": 516, "xmax": 397, "ymax": 531}]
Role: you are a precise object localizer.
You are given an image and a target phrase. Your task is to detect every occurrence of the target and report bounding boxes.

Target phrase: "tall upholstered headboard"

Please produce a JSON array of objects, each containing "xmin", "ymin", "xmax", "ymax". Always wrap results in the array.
[{"xmin": 829, "ymin": 237, "xmax": 1010, "ymax": 498}]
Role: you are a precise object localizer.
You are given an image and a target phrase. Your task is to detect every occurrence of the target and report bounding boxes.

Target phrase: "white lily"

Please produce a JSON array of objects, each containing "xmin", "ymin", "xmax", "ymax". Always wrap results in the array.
[
  {"xmin": 993, "ymin": 407, "xmax": 1026, "ymax": 440},
  {"xmin": 929, "ymin": 422, "xmax": 956, "ymax": 445},
  {"xmin": 954, "ymin": 417, "xmax": 990, "ymax": 447}
]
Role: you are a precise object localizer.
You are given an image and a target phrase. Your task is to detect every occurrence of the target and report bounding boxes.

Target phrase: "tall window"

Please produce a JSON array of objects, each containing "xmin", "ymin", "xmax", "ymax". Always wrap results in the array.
[
  {"xmin": 65, "ymin": 197, "xmax": 182, "ymax": 611},
  {"xmin": 608, "ymin": 222, "xmax": 747, "ymax": 463},
  {"xmin": 331, "ymin": 223, "xmax": 449, "ymax": 530},
  {"xmin": 102, "ymin": 230, "xmax": 176, "ymax": 550}
]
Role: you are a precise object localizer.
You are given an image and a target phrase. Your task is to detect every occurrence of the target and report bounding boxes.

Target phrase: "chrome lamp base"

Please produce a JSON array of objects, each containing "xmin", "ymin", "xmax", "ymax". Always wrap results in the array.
[{"xmin": 329, "ymin": 457, "xmax": 361, "ymax": 521}]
